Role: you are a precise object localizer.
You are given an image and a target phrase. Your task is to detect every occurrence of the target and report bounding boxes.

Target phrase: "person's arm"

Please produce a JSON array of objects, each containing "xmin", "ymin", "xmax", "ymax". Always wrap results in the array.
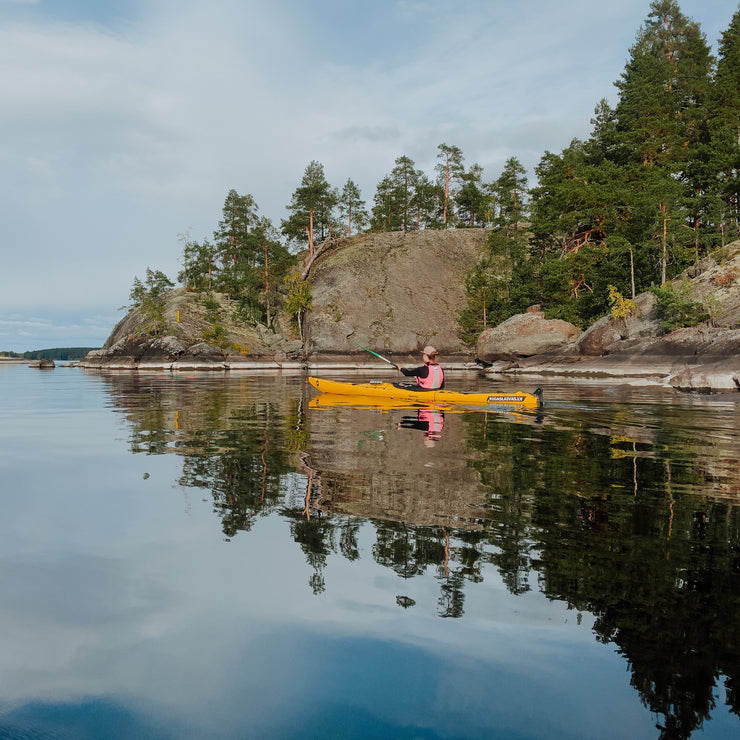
[{"xmin": 397, "ymin": 364, "xmax": 429, "ymax": 378}]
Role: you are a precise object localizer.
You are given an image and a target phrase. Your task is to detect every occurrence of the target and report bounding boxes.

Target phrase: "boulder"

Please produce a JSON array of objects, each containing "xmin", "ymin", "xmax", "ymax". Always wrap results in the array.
[
  {"xmin": 151, "ymin": 335, "xmax": 188, "ymax": 357},
  {"xmin": 576, "ymin": 292, "xmax": 662, "ymax": 356},
  {"xmin": 476, "ymin": 311, "xmax": 580, "ymax": 363}
]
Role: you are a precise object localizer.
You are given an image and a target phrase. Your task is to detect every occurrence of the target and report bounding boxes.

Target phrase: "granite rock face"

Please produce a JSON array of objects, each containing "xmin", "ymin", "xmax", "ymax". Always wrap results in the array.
[
  {"xmin": 82, "ymin": 230, "xmax": 491, "ymax": 370},
  {"xmin": 476, "ymin": 310, "xmax": 580, "ymax": 363},
  {"xmin": 303, "ymin": 229, "xmax": 489, "ymax": 365}
]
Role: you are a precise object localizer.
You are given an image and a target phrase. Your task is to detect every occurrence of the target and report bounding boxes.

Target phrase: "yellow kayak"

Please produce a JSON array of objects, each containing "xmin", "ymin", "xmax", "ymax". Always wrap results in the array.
[{"xmin": 307, "ymin": 377, "xmax": 543, "ymax": 409}]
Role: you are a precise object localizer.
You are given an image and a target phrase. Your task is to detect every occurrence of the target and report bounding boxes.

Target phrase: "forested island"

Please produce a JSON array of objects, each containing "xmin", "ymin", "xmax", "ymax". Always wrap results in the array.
[
  {"xmin": 82, "ymin": 1, "xmax": 740, "ymax": 391},
  {"xmin": 1, "ymin": 348, "xmax": 98, "ymax": 361}
]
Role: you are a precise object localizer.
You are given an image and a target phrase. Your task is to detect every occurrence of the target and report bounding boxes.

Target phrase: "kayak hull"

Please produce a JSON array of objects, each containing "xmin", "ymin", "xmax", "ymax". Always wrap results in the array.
[{"xmin": 307, "ymin": 377, "xmax": 543, "ymax": 409}]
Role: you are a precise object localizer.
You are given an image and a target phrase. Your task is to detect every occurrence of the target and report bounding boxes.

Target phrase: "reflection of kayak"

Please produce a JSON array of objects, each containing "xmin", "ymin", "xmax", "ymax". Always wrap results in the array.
[
  {"xmin": 308, "ymin": 396, "xmax": 538, "ymax": 430},
  {"xmin": 308, "ymin": 377, "xmax": 543, "ymax": 409},
  {"xmin": 309, "ymin": 393, "xmax": 452, "ymax": 412}
]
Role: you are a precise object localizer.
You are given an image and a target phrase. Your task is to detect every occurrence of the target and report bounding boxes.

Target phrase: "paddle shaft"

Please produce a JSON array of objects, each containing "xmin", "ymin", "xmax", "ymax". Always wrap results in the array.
[{"xmin": 352, "ymin": 338, "xmax": 395, "ymax": 366}]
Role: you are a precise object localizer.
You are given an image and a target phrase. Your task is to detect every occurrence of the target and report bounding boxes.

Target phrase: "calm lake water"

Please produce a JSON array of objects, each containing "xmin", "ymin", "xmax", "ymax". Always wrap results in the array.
[{"xmin": 1, "ymin": 363, "xmax": 739, "ymax": 740}]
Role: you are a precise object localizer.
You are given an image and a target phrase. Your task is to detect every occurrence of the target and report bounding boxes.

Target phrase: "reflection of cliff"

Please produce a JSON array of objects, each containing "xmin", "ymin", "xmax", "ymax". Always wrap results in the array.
[
  {"xmin": 97, "ymin": 371, "xmax": 307, "ymax": 451},
  {"xmin": 303, "ymin": 408, "xmax": 488, "ymax": 529}
]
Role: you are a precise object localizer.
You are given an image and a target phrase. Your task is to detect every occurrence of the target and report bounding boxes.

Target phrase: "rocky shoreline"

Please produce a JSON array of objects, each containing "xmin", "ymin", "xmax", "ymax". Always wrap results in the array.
[
  {"xmin": 77, "ymin": 233, "xmax": 739, "ymax": 395},
  {"xmin": 75, "ymin": 350, "xmax": 739, "ymax": 395},
  {"xmin": 477, "ymin": 320, "xmax": 740, "ymax": 393}
]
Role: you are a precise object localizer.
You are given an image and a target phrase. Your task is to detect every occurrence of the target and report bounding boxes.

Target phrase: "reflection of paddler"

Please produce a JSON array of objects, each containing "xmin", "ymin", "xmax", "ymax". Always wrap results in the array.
[{"xmin": 397, "ymin": 408, "xmax": 445, "ymax": 446}]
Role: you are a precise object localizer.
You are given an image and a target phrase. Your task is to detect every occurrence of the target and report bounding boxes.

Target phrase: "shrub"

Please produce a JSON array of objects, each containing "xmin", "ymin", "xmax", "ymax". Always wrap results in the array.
[
  {"xmin": 607, "ymin": 285, "xmax": 638, "ymax": 320},
  {"xmin": 649, "ymin": 281, "xmax": 709, "ymax": 333}
]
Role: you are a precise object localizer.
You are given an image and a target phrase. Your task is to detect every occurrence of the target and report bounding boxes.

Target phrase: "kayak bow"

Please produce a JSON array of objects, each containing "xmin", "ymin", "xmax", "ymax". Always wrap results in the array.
[{"xmin": 308, "ymin": 377, "xmax": 543, "ymax": 409}]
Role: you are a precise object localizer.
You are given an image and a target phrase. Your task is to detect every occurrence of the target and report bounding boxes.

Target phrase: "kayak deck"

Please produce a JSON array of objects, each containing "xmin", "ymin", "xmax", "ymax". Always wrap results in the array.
[{"xmin": 307, "ymin": 376, "xmax": 543, "ymax": 409}]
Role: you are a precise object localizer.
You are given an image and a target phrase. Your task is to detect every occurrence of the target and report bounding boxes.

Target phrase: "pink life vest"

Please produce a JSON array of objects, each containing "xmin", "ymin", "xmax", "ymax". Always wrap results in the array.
[{"xmin": 417, "ymin": 362, "xmax": 444, "ymax": 389}]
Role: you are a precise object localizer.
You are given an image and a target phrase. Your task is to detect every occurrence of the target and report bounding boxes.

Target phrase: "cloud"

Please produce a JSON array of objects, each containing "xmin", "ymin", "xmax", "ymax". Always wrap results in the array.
[{"xmin": 0, "ymin": 0, "xmax": 732, "ymax": 350}]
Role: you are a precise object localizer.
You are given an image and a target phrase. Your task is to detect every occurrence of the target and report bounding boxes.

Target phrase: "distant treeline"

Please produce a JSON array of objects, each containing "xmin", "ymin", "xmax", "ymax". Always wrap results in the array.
[{"xmin": 0, "ymin": 348, "xmax": 98, "ymax": 361}]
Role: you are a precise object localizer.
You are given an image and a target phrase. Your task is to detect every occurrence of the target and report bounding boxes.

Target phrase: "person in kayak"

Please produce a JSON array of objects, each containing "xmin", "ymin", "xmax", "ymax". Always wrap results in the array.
[{"xmin": 394, "ymin": 345, "xmax": 445, "ymax": 389}]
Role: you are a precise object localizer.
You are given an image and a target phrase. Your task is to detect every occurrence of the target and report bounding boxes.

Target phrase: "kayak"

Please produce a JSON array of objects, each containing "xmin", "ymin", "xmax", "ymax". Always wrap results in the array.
[{"xmin": 307, "ymin": 377, "xmax": 543, "ymax": 409}]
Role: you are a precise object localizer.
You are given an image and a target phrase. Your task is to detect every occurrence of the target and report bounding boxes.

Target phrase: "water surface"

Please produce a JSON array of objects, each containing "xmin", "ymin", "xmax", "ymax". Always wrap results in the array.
[{"xmin": 1, "ymin": 364, "xmax": 739, "ymax": 739}]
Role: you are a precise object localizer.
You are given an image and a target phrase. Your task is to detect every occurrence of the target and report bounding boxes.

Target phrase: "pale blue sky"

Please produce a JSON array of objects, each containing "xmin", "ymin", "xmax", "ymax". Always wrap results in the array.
[{"xmin": 0, "ymin": 0, "xmax": 736, "ymax": 352}]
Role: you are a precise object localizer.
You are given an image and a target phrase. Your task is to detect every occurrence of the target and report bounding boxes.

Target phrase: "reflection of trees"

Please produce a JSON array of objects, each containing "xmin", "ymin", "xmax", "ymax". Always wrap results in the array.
[
  {"xmin": 560, "ymin": 502, "xmax": 740, "ymax": 740},
  {"xmin": 339, "ymin": 517, "xmax": 361, "ymax": 561},
  {"xmin": 178, "ymin": 404, "xmax": 296, "ymax": 537},
  {"xmin": 373, "ymin": 523, "xmax": 447, "ymax": 579},
  {"xmin": 106, "ymin": 373, "xmax": 304, "ymax": 538},
  {"xmin": 285, "ymin": 509, "xmax": 333, "ymax": 594},
  {"xmin": 463, "ymin": 412, "xmax": 740, "ymax": 740}
]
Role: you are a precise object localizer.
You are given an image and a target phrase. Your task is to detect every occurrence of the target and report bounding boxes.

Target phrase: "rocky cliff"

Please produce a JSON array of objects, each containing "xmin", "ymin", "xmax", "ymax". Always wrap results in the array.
[
  {"xmin": 81, "ymin": 229, "xmax": 489, "ymax": 370},
  {"xmin": 81, "ymin": 288, "xmax": 304, "ymax": 370},
  {"xmin": 303, "ymin": 229, "xmax": 489, "ymax": 365}
]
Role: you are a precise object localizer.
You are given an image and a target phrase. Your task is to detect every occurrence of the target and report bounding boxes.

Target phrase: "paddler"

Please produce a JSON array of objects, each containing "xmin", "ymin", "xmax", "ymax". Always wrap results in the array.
[{"xmin": 394, "ymin": 345, "xmax": 445, "ymax": 389}]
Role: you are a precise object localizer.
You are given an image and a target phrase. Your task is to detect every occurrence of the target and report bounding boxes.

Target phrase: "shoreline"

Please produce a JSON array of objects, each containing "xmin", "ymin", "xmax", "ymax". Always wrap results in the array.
[{"xmin": 73, "ymin": 355, "xmax": 740, "ymax": 394}]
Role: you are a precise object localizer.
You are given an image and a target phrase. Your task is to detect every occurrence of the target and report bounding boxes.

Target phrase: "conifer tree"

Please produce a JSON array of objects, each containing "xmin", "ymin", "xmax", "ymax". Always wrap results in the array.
[
  {"xmin": 213, "ymin": 190, "xmax": 260, "ymax": 268},
  {"xmin": 410, "ymin": 171, "xmax": 442, "ymax": 230},
  {"xmin": 492, "ymin": 157, "xmax": 528, "ymax": 232},
  {"xmin": 208, "ymin": 190, "xmax": 295, "ymax": 326},
  {"xmin": 370, "ymin": 175, "xmax": 401, "ymax": 232},
  {"xmin": 435, "ymin": 143, "xmax": 464, "ymax": 227},
  {"xmin": 390, "ymin": 155, "xmax": 417, "ymax": 232},
  {"xmin": 613, "ymin": 0, "xmax": 712, "ymax": 281},
  {"xmin": 179, "ymin": 237, "xmax": 217, "ymax": 292},
  {"xmin": 456, "ymin": 164, "xmax": 489, "ymax": 227},
  {"xmin": 281, "ymin": 161, "xmax": 338, "ymax": 255},
  {"xmin": 338, "ymin": 179, "xmax": 368, "ymax": 236},
  {"xmin": 707, "ymin": 6, "xmax": 740, "ymax": 243}
]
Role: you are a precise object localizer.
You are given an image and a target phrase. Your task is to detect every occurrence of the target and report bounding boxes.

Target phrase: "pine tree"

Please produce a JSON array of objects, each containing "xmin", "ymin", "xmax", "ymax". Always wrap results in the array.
[
  {"xmin": 338, "ymin": 179, "xmax": 368, "ymax": 236},
  {"xmin": 707, "ymin": 6, "xmax": 740, "ymax": 243},
  {"xmin": 456, "ymin": 164, "xmax": 489, "ymax": 227},
  {"xmin": 410, "ymin": 171, "xmax": 443, "ymax": 230},
  {"xmin": 435, "ymin": 143, "xmax": 465, "ymax": 227},
  {"xmin": 370, "ymin": 156, "xmax": 438, "ymax": 232},
  {"xmin": 213, "ymin": 190, "xmax": 260, "ymax": 268},
  {"xmin": 370, "ymin": 176, "xmax": 401, "ymax": 232},
  {"xmin": 390, "ymin": 155, "xmax": 417, "ymax": 232},
  {"xmin": 492, "ymin": 157, "xmax": 528, "ymax": 232},
  {"xmin": 281, "ymin": 161, "xmax": 338, "ymax": 255},
  {"xmin": 613, "ymin": 0, "xmax": 713, "ymax": 280},
  {"xmin": 178, "ymin": 236, "xmax": 217, "ymax": 292}
]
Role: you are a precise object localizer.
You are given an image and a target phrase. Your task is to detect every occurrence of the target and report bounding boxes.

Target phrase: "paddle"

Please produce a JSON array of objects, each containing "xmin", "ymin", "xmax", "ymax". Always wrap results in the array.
[{"xmin": 350, "ymin": 337, "xmax": 396, "ymax": 367}]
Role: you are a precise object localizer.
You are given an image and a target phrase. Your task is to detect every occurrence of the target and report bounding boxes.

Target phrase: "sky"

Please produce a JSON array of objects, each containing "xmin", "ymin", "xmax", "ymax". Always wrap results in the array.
[{"xmin": 0, "ymin": 0, "xmax": 736, "ymax": 352}]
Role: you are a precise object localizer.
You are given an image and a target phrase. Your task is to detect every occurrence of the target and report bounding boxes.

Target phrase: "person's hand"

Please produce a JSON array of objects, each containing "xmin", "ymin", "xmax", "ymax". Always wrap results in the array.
[{"xmin": 393, "ymin": 364, "xmax": 400, "ymax": 371}]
